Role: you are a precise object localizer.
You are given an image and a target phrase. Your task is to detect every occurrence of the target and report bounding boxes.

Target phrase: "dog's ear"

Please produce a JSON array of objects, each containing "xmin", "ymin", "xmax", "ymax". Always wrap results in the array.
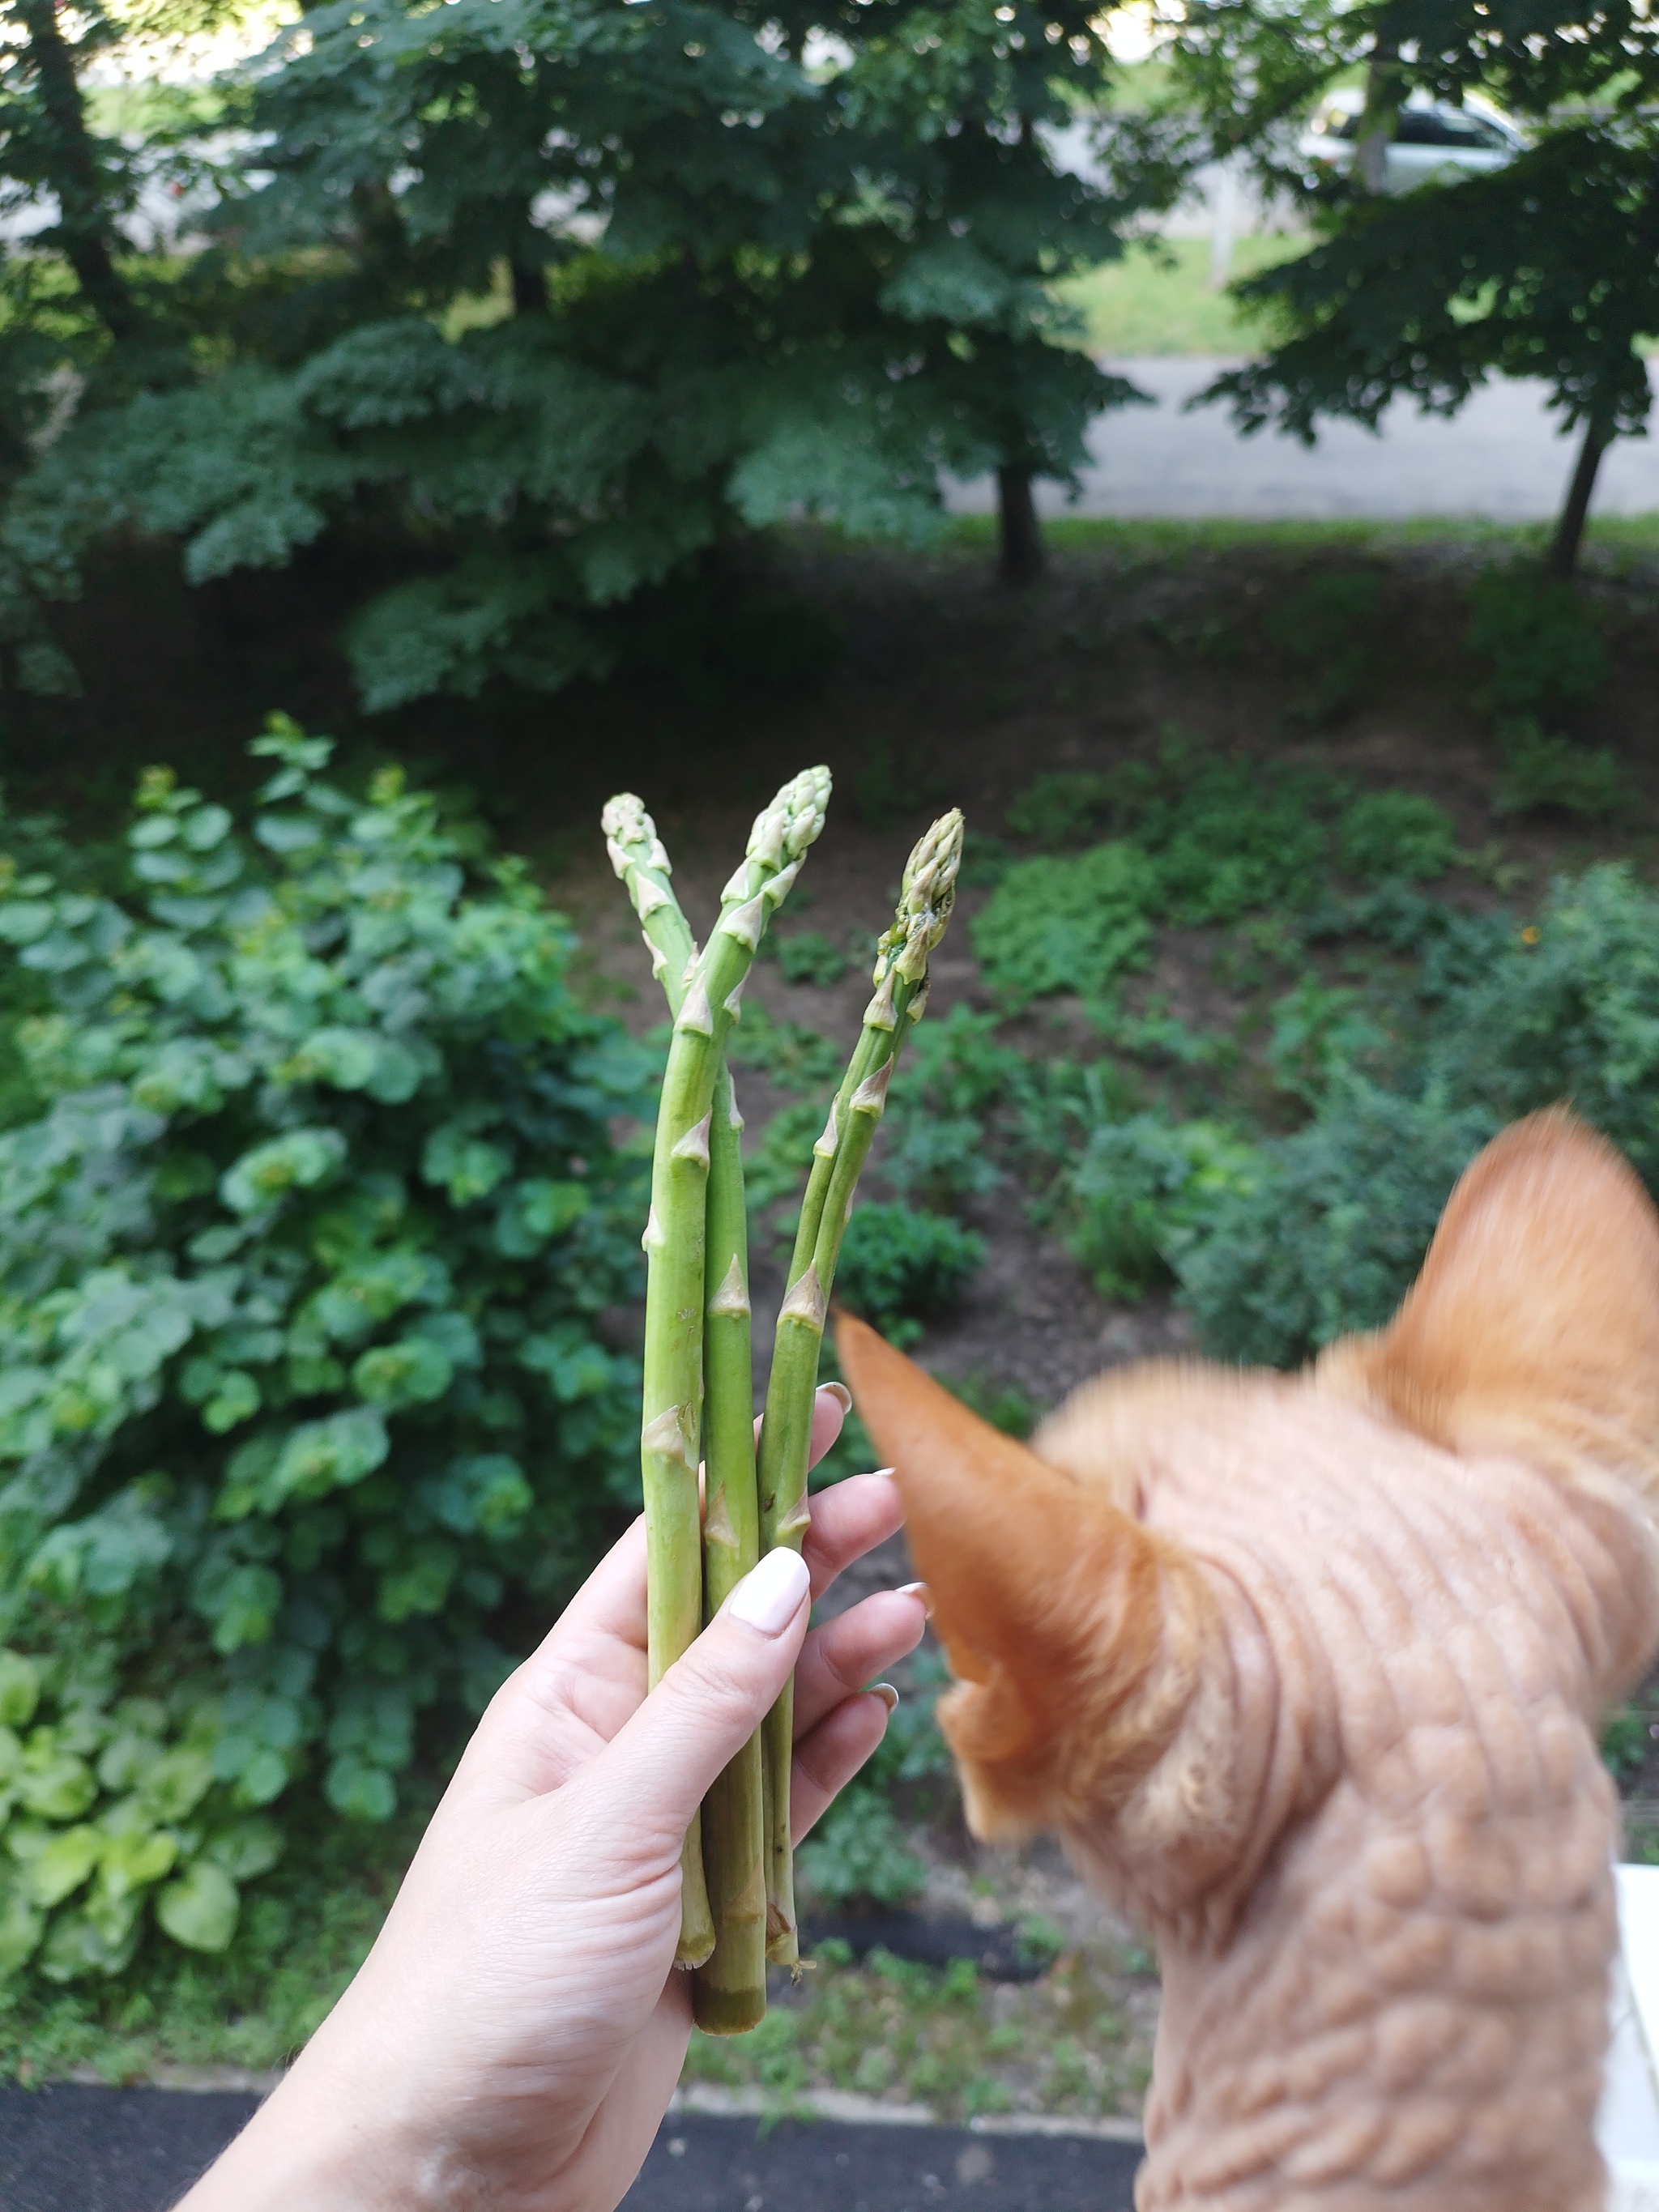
[
  {"xmin": 835, "ymin": 1313, "xmax": 1214, "ymax": 1842},
  {"xmin": 1323, "ymin": 1109, "xmax": 1659, "ymax": 1486}
]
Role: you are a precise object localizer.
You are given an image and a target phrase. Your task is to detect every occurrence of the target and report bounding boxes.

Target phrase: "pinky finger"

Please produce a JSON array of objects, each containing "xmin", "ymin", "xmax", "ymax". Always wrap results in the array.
[{"xmin": 788, "ymin": 1689, "xmax": 893, "ymax": 1844}]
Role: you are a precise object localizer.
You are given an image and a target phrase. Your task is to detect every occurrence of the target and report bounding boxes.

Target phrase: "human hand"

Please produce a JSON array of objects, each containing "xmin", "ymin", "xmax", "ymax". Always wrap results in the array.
[{"xmin": 179, "ymin": 1385, "xmax": 926, "ymax": 2212}]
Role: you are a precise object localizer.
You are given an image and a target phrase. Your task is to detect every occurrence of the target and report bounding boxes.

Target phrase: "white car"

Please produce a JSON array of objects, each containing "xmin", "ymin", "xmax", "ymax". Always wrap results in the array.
[{"xmin": 1299, "ymin": 87, "xmax": 1521, "ymax": 194}]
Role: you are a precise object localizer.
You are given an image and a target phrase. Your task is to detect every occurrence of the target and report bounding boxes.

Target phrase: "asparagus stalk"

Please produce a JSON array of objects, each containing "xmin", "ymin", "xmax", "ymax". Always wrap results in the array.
[
  {"xmin": 756, "ymin": 808, "xmax": 965, "ymax": 1963},
  {"xmin": 693, "ymin": 1059, "xmax": 768, "ymax": 2030},
  {"xmin": 613, "ymin": 773, "xmax": 830, "ymax": 1969},
  {"xmin": 601, "ymin": 793, "xmax": 770, "ymax": 2028}
]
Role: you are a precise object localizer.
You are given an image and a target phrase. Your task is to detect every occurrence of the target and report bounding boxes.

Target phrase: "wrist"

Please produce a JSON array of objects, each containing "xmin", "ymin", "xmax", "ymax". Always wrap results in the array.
[{"xmin": 176, "ymin": 2024, "xmax": 463, "ymax": 2212}]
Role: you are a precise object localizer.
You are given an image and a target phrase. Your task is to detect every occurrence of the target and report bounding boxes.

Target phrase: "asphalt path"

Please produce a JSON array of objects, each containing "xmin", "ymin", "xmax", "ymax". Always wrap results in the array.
[
  {"xmin": 945, "ymin": 356, "xmax": 1659, "ymax": 522},
  {"xmin": 0, "ymin": 2088, "xmax": 1142, "ymax": 2212}
]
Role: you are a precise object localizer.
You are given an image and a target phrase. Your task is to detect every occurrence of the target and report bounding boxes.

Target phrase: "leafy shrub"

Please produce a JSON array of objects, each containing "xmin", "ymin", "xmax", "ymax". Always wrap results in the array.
[
  {"xmin": 1466, "ymin": 568, "xmax": 1607, "ymax": 720},
  {"xmin": 1037, "ymin": 1110, "xmax": 1256, "ymax": 1300},
  {"xmin": 1435, "ymin": 864, "xmax": 1659, "ymax": 1179},
  {"xmin": 1175, "ymin": 1082, "xmax": 1495, "ymax": 1367},
  {"xmin": 939, "ymin": 1371, "xmax": 1042, "ymax": 1440},
  {"xmin": 798, "ymin": 1784, "xmax": 926, "ymax": 1908},
  {"xmin": 1602, "ymin": 1705, "xmax": 1649, "ymax": 1788},
  {"xmin": 1111, "ymin": 732, "xmax": 1339, "ymax": 925},
  {"xmin": 835, "ymin": 1205, "xmax": 986, "ymax": 1346},
  {"xmin": 1004, "ymin": 773, "xmax": 1115, "ymax": 849},
  {"xmin": 878, "ymin": 1007, "xmax": 1024, "ymax": 1208},
  {"xmin": 726, "ymin": 1004, "xmax": 845, "ymax": 1091},
  {"xmin": 769, "ymin": 931, "xmax": 847, "ymax": 988},
  {"xmin": 797, "ymin": 1647, "xmax": 951, "ymax": 1909},
  {"xmin": 1266, "ymin": 978, "xmax": 1386, "ymax": 1104},
  {"xmin": 1491, "ymin": 718, "xmax": 1623, "ymax": 820},
  {"xmin": 971, "ymin": 844, "xmax": 1158, "ymax": 1007},
  {"xmin": 744, "ymin": 1100, "xmax": 827, "ymax": 1214},
  {"xmin": 0, "ymin": 726, "xmax": 649, "ymax": 1980},
  {"xmin": 1336, "ymin": 792, "xmax": 1457, "ymax": 884}
]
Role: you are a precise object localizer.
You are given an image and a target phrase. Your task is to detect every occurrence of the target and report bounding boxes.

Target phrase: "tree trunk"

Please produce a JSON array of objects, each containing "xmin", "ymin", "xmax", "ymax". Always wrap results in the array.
[
  {"xmin": 997, "ymin": 466, "xmax": 1044, "ymax": 586},
  {"xmin": 16, "ymin": 0, "xmax": 143, "ymax": 343},
  {"xmin": 1354, "ymin": 40, "xmax": 1401, "ymax": 198},
  {"xmin": 1546, "ymin": 412, "xmax": 1612, "ymax": 580}
]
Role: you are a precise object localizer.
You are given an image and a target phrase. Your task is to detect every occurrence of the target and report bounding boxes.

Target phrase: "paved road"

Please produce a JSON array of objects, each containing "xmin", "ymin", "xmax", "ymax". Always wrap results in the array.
[
  {"xmin": 0, "ymin": 2088, "xmax": 1141, "ymax": 2212},
  {"xmin": 946, "ymin": 356, "xmax": 1659, "ymax": 522}
]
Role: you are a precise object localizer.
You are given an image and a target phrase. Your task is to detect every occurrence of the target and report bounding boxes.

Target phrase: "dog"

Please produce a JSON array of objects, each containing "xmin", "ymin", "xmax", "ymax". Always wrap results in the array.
[{"xmin": 838, "ymin": 1110, "xmax": 1659, "ymax": 2210}]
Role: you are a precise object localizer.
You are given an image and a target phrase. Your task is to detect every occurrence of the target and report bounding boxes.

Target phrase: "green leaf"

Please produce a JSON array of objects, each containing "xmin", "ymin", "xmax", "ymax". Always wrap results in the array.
[
  {"xmin": 99, "ymin": 1826, "xmax": 179, "ymax": 1899},
  {"xmin": 0, "ymin": 1652, "xmax": 41, "ymax": 1730},
  {"xmin": 220, "ymin": 1128, "xmax": 348, "ymax": 1216},
  {"xmin": 17, "ymin": 1753, "xmax": 97, "ymax": 1823},
  {"xmin": 0, "ymin": 1885, "xmax": 44, "ymax": 1975},
  {"xmin": 28, "ymin": 1824, "xmax": 103, "ymax": 1907},
  {"xmin": 377, "ymin": 1536, "xmax": 458, "ymax": 1622},
  {"xmin": 137, "ymin": 1749, "xmax": 215, "ymax": 1822},
  {"xmin": 195, "ymin": 1562, "xmax": 285, "ymax": 1653},
  {"xmin": 203, "ymin": 1818, "xmax": 284, "ymax": 1882},
  {"xmin": 156, "ymin": 1860, "xmax": 241, "ymax": 1952},
  {"xmin": 268, "ymin": 1407, "xmax": 390, "ymax": 1502},
  {"xmin": 324, "ymin": 1757, "xmax": 397, "ymax": 1823},
  {"xmin": 351, "ymin": 1336, "xmax": 453, "ymax": 1410},
  {"xmin": 203, "ymin": 1370, "xmax": 261, "ymax": 1432}
]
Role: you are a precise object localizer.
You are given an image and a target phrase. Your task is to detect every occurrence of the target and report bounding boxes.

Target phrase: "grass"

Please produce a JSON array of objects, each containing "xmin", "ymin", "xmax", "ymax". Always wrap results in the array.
[
  {"xmin": 1057, "ymin": 232, "xmax": 1305, "ymax": 356},
  {"xmin": 680, "ymin": 1938, "xmax": 1157, "ymax": 2125}
]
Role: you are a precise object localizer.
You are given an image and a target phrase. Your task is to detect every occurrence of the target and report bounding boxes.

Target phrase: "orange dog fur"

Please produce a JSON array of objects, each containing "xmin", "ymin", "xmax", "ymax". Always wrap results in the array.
[{"xmin": 838, "ymin": 1110, "xmax": 1659, "ymax": 2210}]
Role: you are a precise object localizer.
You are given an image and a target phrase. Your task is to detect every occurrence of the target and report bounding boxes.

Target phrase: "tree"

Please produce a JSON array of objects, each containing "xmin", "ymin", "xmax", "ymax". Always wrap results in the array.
[
  {"xmin": 1175, "ymin": 0, "xmax": 1659, "ymax": 576},
  {"xmin": 6, "ymin": 0, "xmax": 1189, "ymax": 705}
]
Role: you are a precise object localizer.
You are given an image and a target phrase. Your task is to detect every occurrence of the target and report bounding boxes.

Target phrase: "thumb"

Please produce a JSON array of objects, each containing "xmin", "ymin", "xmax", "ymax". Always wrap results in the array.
[{"xmin": 595, "ymin": 1549, "xmax": 811, "ymax": 1843}]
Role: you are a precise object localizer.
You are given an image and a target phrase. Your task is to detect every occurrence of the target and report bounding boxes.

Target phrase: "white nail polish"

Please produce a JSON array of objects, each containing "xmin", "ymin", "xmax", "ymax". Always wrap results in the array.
[
  {"xmin": 872, "ymin": 1683, "xmax": 899, "ymax": 1713},
  {"xmin": 821, "ymin": 1381, "xmax": 852, "ymax": 1413},
  {"xmin": 898, "ymin": 1579, "xmax": 934, "ymax": 1619},
  {"xmin": 727, "ymin": 1548, "xmax": 811, "ymax": 1635}
]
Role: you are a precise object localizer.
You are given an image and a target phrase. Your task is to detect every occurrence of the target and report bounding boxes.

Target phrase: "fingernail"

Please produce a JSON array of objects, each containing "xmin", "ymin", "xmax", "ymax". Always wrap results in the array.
[
  {"xmin": 820, "ymin": 1382, "xmax": 852, "ymax": 1413},
  {"xmin": 727, "ymin": 1548, "xmax": 811, "ymax": 1635},
  {"xmin": 871, "ymin": 1683, "xmax": 900, "ymax": 1713},
  {"xmin": 871, "ymin": 1466, "xmax": 897, "ymax": 1482},
  {"xmin": 898, "ymin": 1579, "xmax": 933, "ymax": 1619}
]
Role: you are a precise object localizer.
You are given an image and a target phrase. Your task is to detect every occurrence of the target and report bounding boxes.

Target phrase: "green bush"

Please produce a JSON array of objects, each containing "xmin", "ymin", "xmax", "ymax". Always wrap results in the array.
[
  {"xmin": 878, "ymin": 1007, "xmax": 1024, "ymax": 1209},
  {"xmin": 0, "ymin": 725, "xmax": 650, "ymax": 1982},
  {"xmin": 797, "ymin": 1784, "xmax": 926, "ymax": 1909},
  {"xmin": 1492, "ymin": 718, "xmax": 1623, "ymax": 820},
  {"xmin": 797, "ymin": 1647, "xmax": 951, "ymax": 1910},
  {"xmin": 1110, "ymin": 737, "xmax": 1336, "ymax": 926},
  {"xmin": 1004, "ymin": 773, "xmax": 1115, "ymax": 850},
  {"xmin": 1034, "ymin": 1109, "xmax": 1256, "ymax": 1301},
  {"xmin": 1466, "ymin": 567, "xmax": 1608, "ymax": 721},
  {"xmin": 769, "ymin": 931, "xmax": 847, "ymax": 988},
  {"xmin": 835, "ymin": 1205, "xmax": 986, "ymax": 1347},
  {"xmin": 1175, "ymin": 1083, "xmax": 1495, "ymax": 1367},
  {"xmin": 1435, "ymin": 863, "xmax": 1659, "ymax": 1179},
  {"xmin": 971, "ymin": 844, "xmax": 1158, "ymax": 1007},
  {"xmin": 1336, "ymin": 792, "xmax": 1457, "ymax": 884}
]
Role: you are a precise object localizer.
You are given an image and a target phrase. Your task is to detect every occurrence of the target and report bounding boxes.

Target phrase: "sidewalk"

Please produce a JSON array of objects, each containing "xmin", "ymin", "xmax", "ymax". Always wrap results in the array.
[{"xmin": 0, "ymin": 2086, "xmax": 1143, "ymax": 2212}]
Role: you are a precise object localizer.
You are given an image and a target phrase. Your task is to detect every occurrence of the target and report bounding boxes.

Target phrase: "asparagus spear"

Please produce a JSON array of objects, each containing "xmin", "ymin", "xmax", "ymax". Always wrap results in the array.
[
  {"xmin": 616, "ymin": 773, "xmax": 830, "ymax": 1968},
  {"xmin": 756, "ymin": 808, "xmax": 965, "ymax": 1963},
  {"xmin": 693, "ymin": 1059, "xmax": 768, "ymax": 2029},
  {"xmin": 601, "ymin": 792, "xmax": 770, "ymax": 2027}
]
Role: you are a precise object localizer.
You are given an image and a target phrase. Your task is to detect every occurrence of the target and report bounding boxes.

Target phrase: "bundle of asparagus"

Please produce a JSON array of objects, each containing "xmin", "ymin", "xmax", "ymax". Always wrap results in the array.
[{"xmin": 601, "ymin": 774, "xmax": 963, "ymax": 2034}]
